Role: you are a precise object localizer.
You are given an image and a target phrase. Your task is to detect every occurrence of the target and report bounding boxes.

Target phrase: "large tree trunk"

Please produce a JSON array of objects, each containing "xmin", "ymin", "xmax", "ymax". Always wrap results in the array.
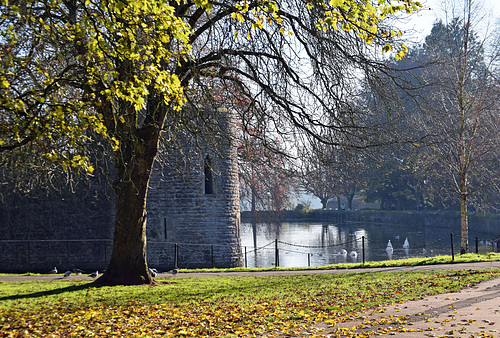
[{"xmin": 96, "ymin": 126, "xmax": 160, "ymax": 285}]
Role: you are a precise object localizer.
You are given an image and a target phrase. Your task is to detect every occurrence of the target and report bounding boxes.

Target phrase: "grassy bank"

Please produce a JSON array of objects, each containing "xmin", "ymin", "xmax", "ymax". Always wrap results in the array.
[
  {"xmin": 1, "ymin": 266, "xmax": 499, "ymax": 336},
  {"xmin": 2, "ymin": 252, "xmax": 498, "ymax": 277},
  {"xmin": 181, "ymin": 252, "xmax": 500, "ymax": 273}
]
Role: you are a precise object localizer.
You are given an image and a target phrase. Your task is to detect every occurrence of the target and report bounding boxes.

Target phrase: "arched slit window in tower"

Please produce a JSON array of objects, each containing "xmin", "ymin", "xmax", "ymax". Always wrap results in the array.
[{"xmin": 204, "ymin": 155, "xmax": 215, "ymax": 195}]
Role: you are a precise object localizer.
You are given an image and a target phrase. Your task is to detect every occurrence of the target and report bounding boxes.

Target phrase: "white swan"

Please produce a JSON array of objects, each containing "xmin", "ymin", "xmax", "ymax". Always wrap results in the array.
[
  {"xmin": 386, "ymin": 240, "xmax": 393, "ymax": 254},
  {"xmin": 403, "ymin": 237, "xmax": 410, "ymax": 249}
]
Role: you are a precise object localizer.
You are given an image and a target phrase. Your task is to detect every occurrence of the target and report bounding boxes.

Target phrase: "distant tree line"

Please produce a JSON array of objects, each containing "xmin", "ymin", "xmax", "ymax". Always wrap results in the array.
[{"xmin": 243, "ymin": 2, "xmax": 500, "ymax": 223}]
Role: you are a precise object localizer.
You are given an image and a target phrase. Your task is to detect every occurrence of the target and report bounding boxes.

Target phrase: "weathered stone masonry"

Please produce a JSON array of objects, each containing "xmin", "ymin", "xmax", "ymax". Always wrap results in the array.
[
  {"xmin": 146, "ymin": 110, "xmax": 242, "ymax": 269},
  {"xmin": 0, "ymin": 110, "xmax": 242, "ymax": 272}
]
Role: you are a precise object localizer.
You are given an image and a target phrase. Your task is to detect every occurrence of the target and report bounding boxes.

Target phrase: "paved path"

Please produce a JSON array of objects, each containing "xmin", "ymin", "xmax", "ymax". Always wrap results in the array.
[
  {"xmin": 173, "ymin": 261, "xmax": 500, "ymax": 278},
  {"xmin": 321, "ymin": 272, "xmax": 500, "ymax": 337},
  {"xmin": 1, "ymin": 261, "xmax": 500, "ymax": 281}
]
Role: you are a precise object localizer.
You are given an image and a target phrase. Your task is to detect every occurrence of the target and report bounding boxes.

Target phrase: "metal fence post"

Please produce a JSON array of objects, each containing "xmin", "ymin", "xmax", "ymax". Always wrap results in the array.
[
  {"xmin": 174, "ymin": 243, "xmax": 178, "ymax": 269},
  {"xmin": 104, "ymin": 240, "xmax": 107, "ymax": 265},
  {"xmin": 66, "ymin": 240, "xmax": 70, "ymax": 263},
  {"xmin": 211, "ymin": 245, "xmax": 214, "ymax": 268},
  {"xmin": 362, "ymin": 236, "xmax": 366, "ymax": 264},
  {"xmin": 275, "ymin": 239, "xmax": 279, "ymax": 267},
  {"xmin": 244, "ymin": 247, "xmax": 247, "ymax": 268},
  {"xmin": 475, "ymin": 237, "xmax": 479, "ymax": 254},
  {"xmin": 27, "ymin": 240, "xmax": 31, "ymax": 270},
  {"xmin": 450, "ymin": 233, "xmax": 454, "ymax": 261}
]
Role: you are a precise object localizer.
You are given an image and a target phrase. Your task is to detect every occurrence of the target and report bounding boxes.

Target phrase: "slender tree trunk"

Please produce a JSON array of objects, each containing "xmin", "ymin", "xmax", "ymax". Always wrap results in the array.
[
  {"xmin": 251, "ymin": 184, "xmax": 257, "ymax": 224},
  {"xmin": 251, "ymin": 184, "xmax": 257, "ymax": 251},
  {"xmin": 320, "ymin": 197, "xmax": 328, "ymax": 210},
  {"xmin": 336, "ymin": 196, "xmax": 341, "ymax": 210},
  {"xmin": 96, "ymin": 126, "xmax": 160, "ymax": 285},
  {"xmin": 460, "ymin": 174, "xmax": 469, "ymax": 254},
  {"xmin": 347, "ymin": 193, "xmax": 354, "ymax": 210}
]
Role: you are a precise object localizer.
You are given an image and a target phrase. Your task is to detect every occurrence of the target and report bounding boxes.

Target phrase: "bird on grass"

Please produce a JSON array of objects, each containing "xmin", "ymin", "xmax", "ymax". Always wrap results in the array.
[
  {"xmin": 89, "ymin": 271, "xmax": 99, "ymax": 278},
  {"xmin": 64, "ymin": 271, "xmax": 72, "ymax": 277},
  {"xmin": 73, "ymin": 268, "xmax": 84, "ymax": 275},
  {"xmin": 148, "ymin": 268, "xmax": 157, "ymax": 277},
  {"xmin": 170, "ymin": 268, "xmax": 178, "ymax": 277},
  {"xmin": 49, "ymin": 267, "xmax": 58, "ymax": 274}
]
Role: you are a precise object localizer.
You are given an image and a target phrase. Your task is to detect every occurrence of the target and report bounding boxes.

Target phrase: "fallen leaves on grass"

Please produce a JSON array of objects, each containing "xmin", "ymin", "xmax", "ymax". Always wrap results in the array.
[{"xmin": 0, "ymin": 270, "xmax": 498, "ymax": 337}]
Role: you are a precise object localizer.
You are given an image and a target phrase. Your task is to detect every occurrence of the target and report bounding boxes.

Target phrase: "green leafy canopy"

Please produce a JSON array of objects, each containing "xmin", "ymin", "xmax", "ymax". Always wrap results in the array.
[{"xmin": 0, "ymin": 0, "xmax": 421, "ymax": 172}]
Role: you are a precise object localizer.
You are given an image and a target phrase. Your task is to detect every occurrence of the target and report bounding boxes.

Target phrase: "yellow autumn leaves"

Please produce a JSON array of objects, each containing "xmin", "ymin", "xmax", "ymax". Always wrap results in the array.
[
  {"xmin": 82, "ymin": 0, "xmax": 191, "ymax": 111},
  {"xmin": 1, "ymin": 0, "xmax": 422, "ymax": 173},
  {"xmin": 1, "ymin": 270, "xmax": 498, "ymax": 337},
  {"xmin": 229, "ymin": 0, "xmax": 421, "ymax": 60},
  {"xmin": 314, "ymin": 0, "xmax": 420, "ymax": 60},
  {"xmin": 0, "ymin": 0, "xmax": 193, "ymax": 172}
]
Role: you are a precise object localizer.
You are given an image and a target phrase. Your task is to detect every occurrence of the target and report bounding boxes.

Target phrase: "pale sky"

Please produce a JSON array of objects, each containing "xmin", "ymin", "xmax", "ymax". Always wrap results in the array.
[
  {"xmin": 298, "ymin": 0, "xmax": 499, "ymax": 210},
  {"xmin": 400, "ymin": 0, "xmax": 500, "ymax": 45}
]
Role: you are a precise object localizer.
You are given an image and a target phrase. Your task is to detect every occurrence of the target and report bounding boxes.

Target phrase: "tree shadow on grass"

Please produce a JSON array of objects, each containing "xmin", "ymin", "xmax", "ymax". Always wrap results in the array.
[{"xmin": 0, "ymin": 281, "xmax": 101, "ymax": 302}]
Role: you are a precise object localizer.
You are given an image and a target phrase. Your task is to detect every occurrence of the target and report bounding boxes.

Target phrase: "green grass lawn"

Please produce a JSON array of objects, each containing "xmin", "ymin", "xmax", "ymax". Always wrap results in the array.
[
  {"xmin": 180, "ymin": 252, "xmax": 500, "ymax": 273},
  {"xmin": 1, "ymin": 265, "xmax": 499, "ymax": 337}
]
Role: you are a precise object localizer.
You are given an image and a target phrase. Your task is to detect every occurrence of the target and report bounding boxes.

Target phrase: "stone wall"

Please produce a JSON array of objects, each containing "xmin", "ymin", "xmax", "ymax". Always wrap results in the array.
[
  {"xmin": 0, "ymin": 179, "xmax": 115, "ymax": 241},
  {"xmin": 0, "ymin": 239, "xmax": 112, "ymax": 272},
  {"xmin": 0, "ymin": 180, "xmax": 115, "ymax": 272},
  {"xmin": 0, "ymin": 110, "xmax": 242, "ymax": 273}
]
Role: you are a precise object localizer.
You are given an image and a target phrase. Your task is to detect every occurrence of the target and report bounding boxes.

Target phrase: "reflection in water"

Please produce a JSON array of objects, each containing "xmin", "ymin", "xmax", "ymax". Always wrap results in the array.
[{"xmin": 240, "ymin": 221, "xmax": 497, "ymax": 268}]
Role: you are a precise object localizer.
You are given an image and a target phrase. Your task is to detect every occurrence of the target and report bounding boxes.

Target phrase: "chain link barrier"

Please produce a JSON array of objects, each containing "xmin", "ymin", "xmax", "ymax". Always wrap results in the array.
[
  {"xmin": 277, "ymin": 238, "xmax": 358, "ymax": 249},
  {"xmin": 365, "ymin": 234, "xmax": 450, "ymax": 250},
  {"xmin": 241, "ymin": 233, "xmax": 499, "ymax": 268},
  {"xmin": 1, "ymin": 233, "xmax": 498, "ymax": 271}
]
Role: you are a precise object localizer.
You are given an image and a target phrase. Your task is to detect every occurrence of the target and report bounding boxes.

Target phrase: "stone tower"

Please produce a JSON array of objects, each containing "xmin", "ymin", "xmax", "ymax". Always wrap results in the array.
[{"xmin": 146, "ymin": 108, "xmax": 242, "ymax": 269}]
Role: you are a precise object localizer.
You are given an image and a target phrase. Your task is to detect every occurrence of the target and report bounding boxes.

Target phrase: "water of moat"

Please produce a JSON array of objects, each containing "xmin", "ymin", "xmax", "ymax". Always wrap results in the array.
[{"xmin": 240, "ymin": 221, "xmax": 498, "ymax": 269}]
